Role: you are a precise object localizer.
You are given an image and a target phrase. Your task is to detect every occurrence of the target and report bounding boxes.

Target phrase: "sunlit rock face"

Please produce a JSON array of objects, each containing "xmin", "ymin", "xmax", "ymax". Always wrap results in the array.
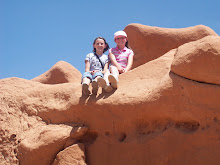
[
  {"xmin": 124, "ymin": 23, "xmax": 218, "ymax": 69},
  {"xmin": 32, "ymin": 61, "xmax": 82, "ymax": 84}
]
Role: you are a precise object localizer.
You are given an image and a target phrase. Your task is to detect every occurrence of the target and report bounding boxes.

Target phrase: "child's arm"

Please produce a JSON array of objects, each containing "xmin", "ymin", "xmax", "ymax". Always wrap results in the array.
[
  {"xmin": 85, "ymin": 60, "xmax": 90, "ymax": 72},
  {"xmin": 109, "ymin": 52, "xmax": 124, "ymax": 73},
  {"xmin": 86, "ymin": 60, "xmax": 98, "ymax": 75},
  {"xmin": 102, "ymin": 61, "xmax": 109, "ymax": 74},
  {"xmin": 125, "ymin": 55, "xmax": 134, "ymax": 72}
]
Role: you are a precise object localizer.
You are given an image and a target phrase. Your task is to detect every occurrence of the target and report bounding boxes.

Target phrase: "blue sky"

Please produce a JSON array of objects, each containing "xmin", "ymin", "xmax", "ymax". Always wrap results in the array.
[{"xmin": 1, "ymin": 0, "xmax": 220, "ymax": 80}]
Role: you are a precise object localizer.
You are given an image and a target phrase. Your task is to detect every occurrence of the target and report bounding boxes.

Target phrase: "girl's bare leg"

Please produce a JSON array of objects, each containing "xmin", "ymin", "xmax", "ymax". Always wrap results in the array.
[
  {"xmin": 104, "ymin": 69, "xmax": 110, "ymax": 84},
  {"xmin": 82, "ymin": 77, "xmax": 91, "ymax": 95},
  {"xmin": 92, "ymin": 76, "xmax": 101, "ymax": 95},
  {"xmin": 109, "ymin": 66, "xmax": 119, "ymax": 88},
  {"xmin": 97, "ymin": 69, "xmax": 113, "ymax": 92},
  {"xmin": 109, "ymin": 65, "xmax": 119, "ymax": 80}
]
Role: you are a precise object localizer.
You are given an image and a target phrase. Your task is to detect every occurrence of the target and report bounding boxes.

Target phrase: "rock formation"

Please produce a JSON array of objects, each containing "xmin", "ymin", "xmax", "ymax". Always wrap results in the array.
[
  {"xmin": 124, "ymin": 23, "xmax": 218, "ymax": 68},
  {"xmin": 171, "ymin": 35, "xmax": 220, "ymax": 85},
  {"xmin": 1, "ymin": 23, "xmax": 220, "ymax": 165},
  {"xmin": 32, "ymin": 61, "xmax": 82, "ymax": 84}
]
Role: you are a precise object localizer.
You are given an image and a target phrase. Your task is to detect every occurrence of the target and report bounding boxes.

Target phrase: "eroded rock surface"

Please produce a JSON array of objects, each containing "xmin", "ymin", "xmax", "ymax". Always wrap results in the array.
[
  {"xmin": 17, "ymin": 124, "xmax": 75, "ymax": 165},
  {"xmin": 171, "ymin": 35, "xmax": 220, "ymax": 85},
  {"xmin": 32, "ymin": 61, "xmax": 82, "ymax": 84},
  {"xmin": 124, "ymin": 23, "xmax": 218, "ymax": 68},
  {"xmin": 1, "ymin": 24, "xmax": 220, "ymax": 165},
  {"xmin": 52, "ymin": 143, "xmax": 86, "ymax": 165}
]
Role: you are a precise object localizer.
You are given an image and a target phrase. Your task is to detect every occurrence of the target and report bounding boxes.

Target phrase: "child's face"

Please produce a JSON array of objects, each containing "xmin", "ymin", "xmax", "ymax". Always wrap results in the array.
[
  {"xmin": 114, "ymin": 35, "xmax": 127, "ymax": 47},
  {"xmin": 93, "ymin": 39, "xmax": 106, "ymax": 53}
]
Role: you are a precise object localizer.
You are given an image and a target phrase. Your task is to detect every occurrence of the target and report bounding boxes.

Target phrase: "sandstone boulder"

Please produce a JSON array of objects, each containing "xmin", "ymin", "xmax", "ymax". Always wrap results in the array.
[
  {"xmin": 17, "ymin": 124, "xmax": 73, "ymax": 165},
  {"xmin": 32, "ymin": 61, "xmax": 81, "ymax": 84},
  {"xmin": 52, "ymin": 143, "xmax": 86, "ymax": 165},
  {"xmin": 171, "ymin": 35, "xmax": 220, "ymax": 85},
  {"xmin": 124, "ymin": 23, "xmax": 218, "ymax": 69}
]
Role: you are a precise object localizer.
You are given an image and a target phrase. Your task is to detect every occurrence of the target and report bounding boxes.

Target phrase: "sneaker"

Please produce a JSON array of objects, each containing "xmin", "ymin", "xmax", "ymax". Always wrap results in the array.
[
  {"xmin": 92, "ymin": 80, "xmax": 98, "ymax": 95},
  {"xmin": 108, "ymin": 74, "xmax": 118, "ymax": 89},
  {"xmin": 82, "ymin": 83, "xmax": 91, "ymax": 96},
  {"xmin": 97, "ymin": 77, "xmax": 107, "ymax": 88},
  {"xmin": 105, "ymin": 84, "xmax": 113, "ymax": 92}
]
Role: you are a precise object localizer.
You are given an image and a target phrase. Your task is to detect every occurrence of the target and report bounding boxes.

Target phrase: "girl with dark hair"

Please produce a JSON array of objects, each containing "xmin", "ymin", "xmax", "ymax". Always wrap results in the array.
[
  {"xmin": 98, "ymin": 31, "xmax": 134, "ymax": 92},
  {"xmin": 81, "ymin": 37, "xmax": 109, "ymax": 95}
]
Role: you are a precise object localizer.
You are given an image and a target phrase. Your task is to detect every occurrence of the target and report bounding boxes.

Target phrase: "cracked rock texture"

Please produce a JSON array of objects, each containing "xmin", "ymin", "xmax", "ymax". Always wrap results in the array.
[{"xmin": 1, "ymin": 23, "xmax": 220, "ymax": 165}]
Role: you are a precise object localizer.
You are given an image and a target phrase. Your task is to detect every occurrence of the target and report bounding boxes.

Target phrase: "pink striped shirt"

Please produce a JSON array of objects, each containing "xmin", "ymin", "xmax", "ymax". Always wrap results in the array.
[{"xmin": 109, "ymin": 47, "xmax": 134, "ymax": 68}]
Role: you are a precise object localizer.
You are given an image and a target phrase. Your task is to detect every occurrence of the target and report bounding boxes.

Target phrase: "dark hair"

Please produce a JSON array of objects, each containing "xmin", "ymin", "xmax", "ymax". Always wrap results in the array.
[
  {"xmin": 93, "ymin": 37, "xmax": 109, "ymax": 53},
  {"xmin": 125, "ymin": 40, "xmax": 130, "ymax": 48}
]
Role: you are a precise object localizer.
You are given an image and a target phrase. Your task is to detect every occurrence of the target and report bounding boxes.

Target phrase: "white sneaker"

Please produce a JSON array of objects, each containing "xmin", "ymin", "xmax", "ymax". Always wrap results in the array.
[
  {"xmin": 92, "ymin": 80, "xmax": 98, "ymax": 95},
  {"xmin": 97, "ymin": 77, "xmax": 107, "ymax": 88},
  {"xmin": 108, "ymin": 74, "xmax": 118, "ymax": 89},
  {"xmin": 82, "ymin": 83, "xmax": 91, "ymax": 95},
  {"xmin": 105, "ymin": 84, "xmax": 113, "ymax": 92}
]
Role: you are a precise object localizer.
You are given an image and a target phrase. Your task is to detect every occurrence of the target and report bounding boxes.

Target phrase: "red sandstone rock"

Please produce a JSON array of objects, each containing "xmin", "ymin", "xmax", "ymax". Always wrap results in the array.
[
  {"xmin": 1, "ymin": 24, "xmax": 220, "ymax": 165},
  {"xmin": 32, "ymin": 61, "xmax": 82, "ymax": 84},
  {"xmin": 124, "ymin": 23, "xmax": 218, "ymax": 69},
  {"xmin": 171, "ymin": 35, "xmax": 220, "ymax": 85},
  {"xmin": 52, "ymin": 143, "xmax": 86, "ymax": 165},
  {"xmin": 17, "ymin": 124, "xmax": 73, "ymax": 165}
]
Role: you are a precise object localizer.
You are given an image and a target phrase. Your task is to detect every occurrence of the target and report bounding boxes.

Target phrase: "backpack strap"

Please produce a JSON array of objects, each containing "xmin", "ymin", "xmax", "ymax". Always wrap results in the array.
[{"xmin": 94, "ymin": 53, "xmax": 104, "ymax": 70}]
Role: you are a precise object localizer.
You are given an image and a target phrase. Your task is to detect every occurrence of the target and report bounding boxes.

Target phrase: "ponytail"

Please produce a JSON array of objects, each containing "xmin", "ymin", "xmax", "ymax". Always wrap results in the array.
[{"xmin": 125, "ymin": 40, "xmax": 131, "ymax": 49}]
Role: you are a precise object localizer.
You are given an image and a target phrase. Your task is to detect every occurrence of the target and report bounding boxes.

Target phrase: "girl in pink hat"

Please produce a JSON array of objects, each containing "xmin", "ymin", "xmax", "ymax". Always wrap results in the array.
[{"xmin": 98, "ymin": 30, "xmax": 134, "ymax": 92}]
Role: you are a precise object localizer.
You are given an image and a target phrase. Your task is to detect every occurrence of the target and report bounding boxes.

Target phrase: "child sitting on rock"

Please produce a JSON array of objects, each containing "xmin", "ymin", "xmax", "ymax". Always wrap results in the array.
[
  {"xmin": 98, "ymin": 30, "xmax": 134, "ymax": 92},
  {"xmin": 82, "ymin": 37, "xmax": 109, "ymax": 95}
]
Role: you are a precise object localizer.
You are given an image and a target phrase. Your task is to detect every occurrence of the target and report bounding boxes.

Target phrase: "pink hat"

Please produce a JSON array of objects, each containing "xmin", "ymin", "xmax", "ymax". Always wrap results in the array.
[{"xmin": 114, "ymin": 30, "xmax": 127, "ymax": 39}]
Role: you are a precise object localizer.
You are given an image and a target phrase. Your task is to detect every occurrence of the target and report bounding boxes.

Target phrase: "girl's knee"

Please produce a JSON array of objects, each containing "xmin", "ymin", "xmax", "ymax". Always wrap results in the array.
[
  {"xmin": 94, "ymin": 75, "xmax": 101, "ymax": 80},
  {"xmin": 110, "ymin": 65, "xmax": 116, "ymax": 69},
  {"xmin": 110, "ymin": 65, "xmax": 116, "ymax": 72},
  {"xmin": 82, "ymin": 77, "xmax": 91, "ymax": 84}
]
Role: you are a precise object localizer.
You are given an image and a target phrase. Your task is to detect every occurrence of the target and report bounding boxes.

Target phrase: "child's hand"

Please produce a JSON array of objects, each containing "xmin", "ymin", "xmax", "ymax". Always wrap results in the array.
[
  {"xmin": 117, "ymin": 66, "xmax": 124, "ymax": 73},
  {"xmin": 91, "ymin": 70, "xmax": 97, "ymax": 75}
]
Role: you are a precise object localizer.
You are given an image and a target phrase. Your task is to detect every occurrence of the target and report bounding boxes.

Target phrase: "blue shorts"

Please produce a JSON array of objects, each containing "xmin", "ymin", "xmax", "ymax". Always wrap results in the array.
[{"xmin": 82, "ymin": 71, "xmax": 103, "ymax": 82}]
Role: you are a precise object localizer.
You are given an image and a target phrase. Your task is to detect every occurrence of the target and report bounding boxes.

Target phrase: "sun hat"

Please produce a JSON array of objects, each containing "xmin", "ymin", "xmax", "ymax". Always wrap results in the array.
[{"xmin": 114, "ymin": 30, "xmax": 127, "ymax": 39}]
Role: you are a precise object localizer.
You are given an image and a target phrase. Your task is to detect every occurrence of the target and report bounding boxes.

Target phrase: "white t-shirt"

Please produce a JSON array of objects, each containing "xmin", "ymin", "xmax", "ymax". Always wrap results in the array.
[{"xmin": 85, "ymin": 53, "xmax": 108, "ymax": 71}]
